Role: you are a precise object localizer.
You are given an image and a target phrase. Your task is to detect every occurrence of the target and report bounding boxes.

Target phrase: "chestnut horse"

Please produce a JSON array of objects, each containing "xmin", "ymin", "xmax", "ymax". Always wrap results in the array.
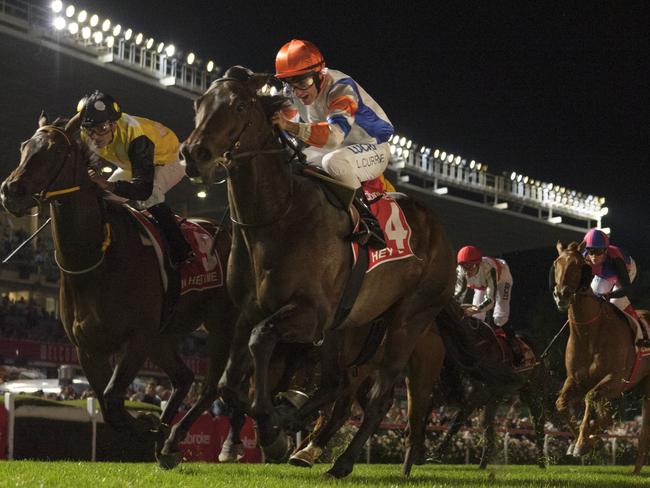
[
  {"xmin": 553, "ymin": 241, "xmax": 650, "ymax": 474},
  {"xmin": 181, "ymin": 66, "xmax": 456, "ymax": 478},
  {"xmin": 0, "ymin": 114, "xmax": 237, "ymax": 468}
]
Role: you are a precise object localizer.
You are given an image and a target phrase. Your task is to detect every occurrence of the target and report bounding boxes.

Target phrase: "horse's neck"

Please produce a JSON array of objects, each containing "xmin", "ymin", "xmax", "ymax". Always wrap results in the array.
[
  {"xmin": 567, "ymin": 294, "xmax": 605, "ymax": 345},
  {"xmin": 50, "ymin": 191, "xmax": 105, "ymax": 269},
  {"xmin": 227, "ymin": 153, "xmax": 292, "ymax": 230}
]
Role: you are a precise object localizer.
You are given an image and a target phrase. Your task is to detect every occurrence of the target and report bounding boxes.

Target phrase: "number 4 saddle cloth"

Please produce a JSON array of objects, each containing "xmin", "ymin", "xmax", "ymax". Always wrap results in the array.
[{"xmin": 352, "ymin": 176, "xmax": 415, "ymax": 272}]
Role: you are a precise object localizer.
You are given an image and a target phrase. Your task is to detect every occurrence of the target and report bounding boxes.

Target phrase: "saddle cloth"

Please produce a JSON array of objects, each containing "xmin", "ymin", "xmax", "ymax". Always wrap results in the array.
[
  {"xmin": 492, "ymin": 327, "xmax": 537, "ymax": 371},
  {"xmin": 126, "ymin": 206, "xmax": 223, "ymax": 295},
  {"xmin": 351, "ymin": 177, "xmax": 416, "ymax": 272},
  {"xmin": 620, "ymin": 310, "xmax": 650, "ymax": 352}
]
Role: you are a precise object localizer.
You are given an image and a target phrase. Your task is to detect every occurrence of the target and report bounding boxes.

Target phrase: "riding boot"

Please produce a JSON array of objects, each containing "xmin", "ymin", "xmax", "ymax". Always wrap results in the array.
[
  {"xmin": 501, "ymin": 322, "xmax": 524, "ymax": 366},
  {"xmin": 147, "ymin": 203, "xmax": 194, "ymax": 268},
  {"xmin": 623, "ymin": 305, "xmax": 650, "ymax": 348},
  {"xmin": 352, "ymin": 188, "xmax": 386, "ymax": 250}
]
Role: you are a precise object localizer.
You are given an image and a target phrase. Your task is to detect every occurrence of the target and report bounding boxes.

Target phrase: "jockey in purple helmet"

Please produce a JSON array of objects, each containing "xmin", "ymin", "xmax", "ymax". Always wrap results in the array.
[{"xmin": 583, "ymin": 228, "xmax": 650, "ymax": 348}]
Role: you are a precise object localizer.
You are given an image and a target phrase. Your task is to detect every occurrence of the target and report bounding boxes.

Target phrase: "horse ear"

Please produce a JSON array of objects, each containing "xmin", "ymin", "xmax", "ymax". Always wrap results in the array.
[
  {"xmin": 578, "ymin": 240, "xmax": 586, "ymax": 253},
  {"xmin": 556, "ymin": 241, "xmax": 564, "ymax": 255},
  {"xmin": 64, "ymin": 112, "xmax": 81, "ymax": 134},
  {"xmin": 39, "ymin": 110, "xmax": 49, "ymax": 127},
  {"xmin": 249, "ymin": 73, "xmax": 273, "ymax": 91}
]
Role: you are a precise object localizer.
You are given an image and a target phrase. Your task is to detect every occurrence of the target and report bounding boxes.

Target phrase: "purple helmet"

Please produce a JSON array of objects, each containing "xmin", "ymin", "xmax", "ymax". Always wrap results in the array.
[{"xmin": 583, "ymin": 229, "xmax": 609, "ymax": 249}]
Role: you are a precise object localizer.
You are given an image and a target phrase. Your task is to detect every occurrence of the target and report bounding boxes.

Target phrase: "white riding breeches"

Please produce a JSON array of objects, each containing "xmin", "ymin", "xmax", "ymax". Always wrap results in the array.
[
  {"xmin": 303, "ymin": 142, "xmax": 390, "ymax": 189},
  {"xmin": 107, "ymin": 160, "xmax": 186, "ymax": 209},
  {"xmin": 472, "ymin": 265, "xmax": 513, "ymax": 326},
  {"xmin": 591, "ymin": 258, "xmax": 637, "ymax": 311}
]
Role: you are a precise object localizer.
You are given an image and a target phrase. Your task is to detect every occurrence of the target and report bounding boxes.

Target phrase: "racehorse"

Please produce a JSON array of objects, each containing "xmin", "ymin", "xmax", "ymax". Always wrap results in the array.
[
  {"xmin": 0, "ymin": 113, "xmax": 238, "ymax": 468},
  {"xmin": 180, "ymin": 65, "xmax": 457, "ymax": 478},
  {"xmin": 553, "ymin": 241, "xmax": 650, "ymax": 474},
  {"xmin": 404, "ymin": 304, "xmax": 552, "ymax": 474}
]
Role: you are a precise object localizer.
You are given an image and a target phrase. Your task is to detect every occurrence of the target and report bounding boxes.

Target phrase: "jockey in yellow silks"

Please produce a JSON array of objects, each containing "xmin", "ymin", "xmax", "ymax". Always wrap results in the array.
[{"xmin": 78, "ymin": 90, "xmax": 192, "ymax": 266}]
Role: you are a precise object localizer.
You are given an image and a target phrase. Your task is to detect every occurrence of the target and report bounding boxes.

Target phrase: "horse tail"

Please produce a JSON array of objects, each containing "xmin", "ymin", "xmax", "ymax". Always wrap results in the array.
[{"xmin": 436, "ymin": 301, "xmax": 520, "ymax": 386}]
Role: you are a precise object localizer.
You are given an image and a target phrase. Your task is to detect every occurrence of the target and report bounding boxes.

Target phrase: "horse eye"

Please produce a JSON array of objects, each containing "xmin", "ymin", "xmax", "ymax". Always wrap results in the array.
[{"xmin": 236, "ymin": 103, "xmax": 246, "ymax": 112}]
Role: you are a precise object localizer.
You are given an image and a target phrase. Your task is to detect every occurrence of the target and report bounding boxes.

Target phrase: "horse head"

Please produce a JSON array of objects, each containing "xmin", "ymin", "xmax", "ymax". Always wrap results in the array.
[
  {"xmin": 1, "ymin": 112, "xmax": 86, "ymax": 217},
  {"xmin": 552, "ymin": 240, "xmax": 592, "ymax": 311},
  {"xmin": 180, "ymin": 65, "xmax": 287, "ymax": 184}
]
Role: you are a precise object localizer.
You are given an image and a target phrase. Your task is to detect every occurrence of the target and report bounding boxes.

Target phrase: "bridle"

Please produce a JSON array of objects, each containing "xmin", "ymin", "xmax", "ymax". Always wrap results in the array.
[
  {"xmin": 205, "ymin": 76, "xmax": 297, "ymax": 228},
  {"xmin": 553, "ymin": 251, "xmax": 602, "ymax": 325}
]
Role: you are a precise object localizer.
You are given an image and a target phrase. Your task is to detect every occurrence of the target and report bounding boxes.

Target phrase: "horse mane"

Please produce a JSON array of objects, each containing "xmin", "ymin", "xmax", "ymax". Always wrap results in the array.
[{"xmin": 566, "ymin": 241, "xmax": 581, "ymax": 251}]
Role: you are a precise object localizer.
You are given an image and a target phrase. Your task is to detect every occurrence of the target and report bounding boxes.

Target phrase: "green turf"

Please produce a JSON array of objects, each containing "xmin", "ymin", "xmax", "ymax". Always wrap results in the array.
[{"xmin": 0, "ymin": 462, "xmax": 648, "ymax": 487}]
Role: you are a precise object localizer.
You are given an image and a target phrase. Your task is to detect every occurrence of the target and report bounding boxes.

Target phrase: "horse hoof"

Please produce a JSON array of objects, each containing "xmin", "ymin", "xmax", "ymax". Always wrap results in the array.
[
  {"xmin": 157, "ymin": 450, "xmax": 183, "ymax": 470},
  {"xmin": 288, "ymin": 454, "xmax": 313, "ymax": 468},
  {"xmin": 218, "ymin": 442, "xmax": 244, "ymax": 463},
  {"xmin": 289, "ymin": 444, "xmax": 321, "ymax": 468},
  {"xmin": 566, "ymin": 442, "xmax": 575, "ymax": 456},
  {"xmin": 326, "ymin": 464, "xmax": 351, "ymax": 479},
  {"xmin": 262, "ymin": 431, "xmax": 292, "ymax": 463},
  {"xmin": 402, "ymin": 460, "xmax": 413, "ymax": 477}
]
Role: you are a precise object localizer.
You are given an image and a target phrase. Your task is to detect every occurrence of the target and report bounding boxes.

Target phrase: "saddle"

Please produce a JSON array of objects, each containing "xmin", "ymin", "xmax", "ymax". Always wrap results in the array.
[{"xmin": 490, "ymin": 326, "xmax": 537, "ymax": 371}]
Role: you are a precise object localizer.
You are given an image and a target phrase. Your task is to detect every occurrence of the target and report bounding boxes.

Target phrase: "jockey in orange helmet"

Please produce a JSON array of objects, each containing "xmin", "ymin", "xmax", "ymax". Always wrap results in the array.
[
  {"xmin": 272, "ymin": 39, "xmax": 394, "ymax": 249},
  {"xmin": 582, "ymin": 228, "xmax": 650, "ymax": 347},
  {"xmin": 455, "ymin": 245, "xmax": 522, "ymax": 364}
]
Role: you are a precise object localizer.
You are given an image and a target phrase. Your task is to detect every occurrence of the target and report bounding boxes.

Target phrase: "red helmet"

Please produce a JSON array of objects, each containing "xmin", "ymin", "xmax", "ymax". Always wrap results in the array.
[
  {"xmin": 275, "ymin": 39, "xmax": 325, "ymax": 79},
  {"xmin": 457, "ymin": 246, "xmax": 482, "ymax": 265}
]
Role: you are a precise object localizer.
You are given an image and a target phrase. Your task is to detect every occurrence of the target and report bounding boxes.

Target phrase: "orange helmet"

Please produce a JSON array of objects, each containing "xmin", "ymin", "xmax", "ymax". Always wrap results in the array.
[
  {"xmin": 275, "ymin": 39, "xmax": 325, "ymax": 79},
  {"xmin": 457, "ymin": 246, "xmax": 482, "ymax": 265}
]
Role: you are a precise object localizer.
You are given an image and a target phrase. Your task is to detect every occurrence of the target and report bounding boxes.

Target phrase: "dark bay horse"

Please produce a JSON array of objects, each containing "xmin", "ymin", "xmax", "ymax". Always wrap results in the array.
[
  {"xmin": 181, "ymin": 66, "xmax": 456, "ymax": 478},
  {"xmin": 0, "ymin": 114, "xmax": 238, "ymax": 468},
  {"xmin": 553, "ymin": 241, "xmax": 650, "ymax": 474}
]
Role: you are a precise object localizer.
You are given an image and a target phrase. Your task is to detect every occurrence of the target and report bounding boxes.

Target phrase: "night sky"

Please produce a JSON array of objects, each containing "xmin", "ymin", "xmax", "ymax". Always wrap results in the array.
[{"xmin": 71, "ymin": 1, "xmax": 649, "ymax": 252}]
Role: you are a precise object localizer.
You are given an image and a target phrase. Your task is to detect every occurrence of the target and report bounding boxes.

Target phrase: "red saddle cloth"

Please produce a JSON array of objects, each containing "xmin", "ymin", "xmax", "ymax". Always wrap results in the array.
[
  {"xmin": 128, "ymin": 208, "xmax": 223, "ymax": 295},
  {"xmin": 351, "ymin": 177, "xmax": 415, "ymax": 272},
  {"xmin": 492, "ymin": 327, "xmax": 537, "ymax": 371}
]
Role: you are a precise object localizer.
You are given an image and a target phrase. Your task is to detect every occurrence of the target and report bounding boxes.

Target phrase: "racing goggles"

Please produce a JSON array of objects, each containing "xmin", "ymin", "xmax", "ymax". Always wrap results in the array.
[
  {"xmin": 83, "ymin": 122, "xmax": 113, "ymax": 137},
  {"xmin": 586, "ymin": 248, "xmax": 606, "ymax": 256},
  {"xmin": 284, "ymin": 75, "xmax": 316, "ymax": 91}
]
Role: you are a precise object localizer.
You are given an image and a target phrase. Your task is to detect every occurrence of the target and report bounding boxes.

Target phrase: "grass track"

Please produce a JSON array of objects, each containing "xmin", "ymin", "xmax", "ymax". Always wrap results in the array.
[{"xmin": 1, "ymin": 462, "xmax": 649, "ymax": 487}]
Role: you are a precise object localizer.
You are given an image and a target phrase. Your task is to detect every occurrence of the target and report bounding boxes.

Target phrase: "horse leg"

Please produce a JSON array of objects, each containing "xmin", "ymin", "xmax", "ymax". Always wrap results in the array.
[
  {"xmin": 573, "ymin": 373, "xmax": 618, "ymax": 457},
  {"xmin": 556, "ymin": 377, "xmax": 582, "ymax": 455},
  {"xmin": 520, "ymin": 377, "xmax": 548, "ymax": 468},
  {"xmin": 102, "ymin": 337, "xmax": 149, "ymax": 433},
  {"xmin": 403, "ymin": 329, "xmax": 443, "ymax": 477},
  {"xmin": 76, "ymin": 347, "xmax": 112, "ymax": 422},
  {"xmin": 327, "ymin": 317, "xmax": 430, "ymax": 479},
  {"xmin": 634, "ymin": 376, "xmax": 650, "ymax": 475},
  {"xmin": 478, "ymin": 398, "xmax": 498, "ymax": 469},
  {"xmin": 218, "ymin": 315, "xmax": 253, "ymax": 411},
  {"xmin": 218, "ymin": 406, "xmax": 247, "ymax": 463}
]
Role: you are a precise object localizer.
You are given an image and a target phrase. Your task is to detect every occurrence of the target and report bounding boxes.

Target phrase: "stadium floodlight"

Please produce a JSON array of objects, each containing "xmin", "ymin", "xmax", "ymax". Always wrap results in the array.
[
  {"xmin": 77, "ymin": 10, "xmax": 87, "ymax": 23},
  {"xmin": 447, "ymin": 154, "xmax": 454, "ymax": 163},
  {"xmin": 403, "ymin": 149, "xmax": 410, "ymax": 159},
  {"xmin": 124, "ymin": 28, "xmax": 133, "ymax": 41},
  {"xmin": 396, "ymin": 147, "xmax": 403, "ymax": 157},
  {"xmin": 186, "ymin": 52, "xmax": 195, "ymax": 64},
  {"xmin": 164, "ymin": 44, "xmax": 175, "ymax": 57},
  {"xmin": 523, "ymin": 176, "xmax": 529, "ymax": 184},
  {"xmin": 600, "ymin": 207, "xmax": 609, "ymax": 216},
  {"xmin": 389, "ymin": 145, "xmax": 396, "ymax": 155},
  {"xmin": 197, "ymin": 190, "xmax": 207, "ymax": 199},
  {"xmin": 434, "ymin": 187, "xmax": 448, "ymax": 195},
  {"xmin": 440, "ymin": 151, "xmax": 447, "ymax": 160},
  {"xmin": 101, "ymin": 166, "xmax": 113, "ymax": 174},
  {"xmin": 65, "ymin": 5, "xmax": 75, "ymax": 17},
  {"xmin": 481, "ymin": 164, "xmax": 488, "ymax": 172},
  {"xmin": 106, "ymin": 36, "xmax": 114, "ymax": 48},
  {"xmin": 433, "ymin": 149, "xmax": 440, "ymax": 158},
  {"xmin": 93, "ymin": 31, "xmax": 103, "ymax": 44},
  {"xmin": 476, "ymin": 163, "xmax": 483, "ymax": 171},
  {"xmin": 510, "ymin": 171, "xmax": 516, "ymax": 180},
  {"xmin": 81, "ymin": 26, "xmax": 91, "ymax": 39},
  {"xmin": 53, "ymin": 16, "xmax": 66, "ymax": 30},
  {"xmin": 420, "ymin": 146, "xmax": 426, "ymax": 154},
  {"xmin": 157, "ymin": 42, "xmax": 164, "ymax": 54},
  {"xmin": 516, "ymin": 174, "xmax": 523, "ymax": 182},
  {"xmin": 50, "ymin": 1, "xmax": 63, "ymax": 13},
  {"xmin": 89, "ymin": 14, "xmax": 99, "ymax": 27},
  {"xmin": 102, "ymin": 19, "xmax": 111, "ymax": 32},
  {"xmin": 111, "ymin": 24, "xmax": 121, "ymax": 36},
  {"xmin": 399, "ymin": 136, "xmax": 406, "ymax": 147},
  {"xmin": 68, "ymin": 22, "xmax": 79, "ymax": 34},
  {"xmin": 146, "ymin": 38, "xmax": 154, "ymax": 49},
  {"xmin": 206, "ymin": 60, "xmax": 215, "ymax": 72},
  {"xmin": 549, "ymin": 216, "xmax": 562, "ymax": 224},
  {"xmin": 454, "ymin": 156, "xmax": 461, "ymax": 165},
  {"xmin": 406, "ymin": 139, "xmax": 412, "ymax": 149},
  {"xmin": 598, "ymin": 196, "xmax": 606, "ymax": 204},
  {"xmin": 135, "ymin": 33, "xmax": 143, "ymax": 45},
  {"xmin": 469, "ymin": 160, "xmax": 476, "ymax": 169}
]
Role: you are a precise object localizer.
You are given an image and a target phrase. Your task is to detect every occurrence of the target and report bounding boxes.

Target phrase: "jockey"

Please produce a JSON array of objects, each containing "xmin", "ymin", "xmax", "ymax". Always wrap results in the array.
[
  {"xmin": 77, "ymin": 91, "xmax": 193, "ymax": 268},
  {"xmin": 583, "ymin": 228, "xmax": 650, "ymax": 348},
  {"xmin": 272, "ymin": 39, "xmax": 394, "ymax": 249},
  {"xmin": 454, "ymin": 245, "xmax": 523, "ymax": 364}
]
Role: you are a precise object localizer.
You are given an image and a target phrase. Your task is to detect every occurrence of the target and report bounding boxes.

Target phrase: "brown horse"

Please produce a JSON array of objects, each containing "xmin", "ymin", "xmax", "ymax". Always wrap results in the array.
[
  {"xmin": 181, "ymin": 66, "xmax": 456, "ymax": 478},
  {"xmin": 553, "ymin": 241, "xmax": 650, "ymax": 474},
  {"xmin": 0, "ymin": 113, "xmax": 238, "ymax": 468}
]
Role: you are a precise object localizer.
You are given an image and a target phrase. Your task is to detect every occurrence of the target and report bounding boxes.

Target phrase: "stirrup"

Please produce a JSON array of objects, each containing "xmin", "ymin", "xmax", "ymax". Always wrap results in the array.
[{"xmin": 352, "ymin": 220, "xmax": 386, "ymax": 249}]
